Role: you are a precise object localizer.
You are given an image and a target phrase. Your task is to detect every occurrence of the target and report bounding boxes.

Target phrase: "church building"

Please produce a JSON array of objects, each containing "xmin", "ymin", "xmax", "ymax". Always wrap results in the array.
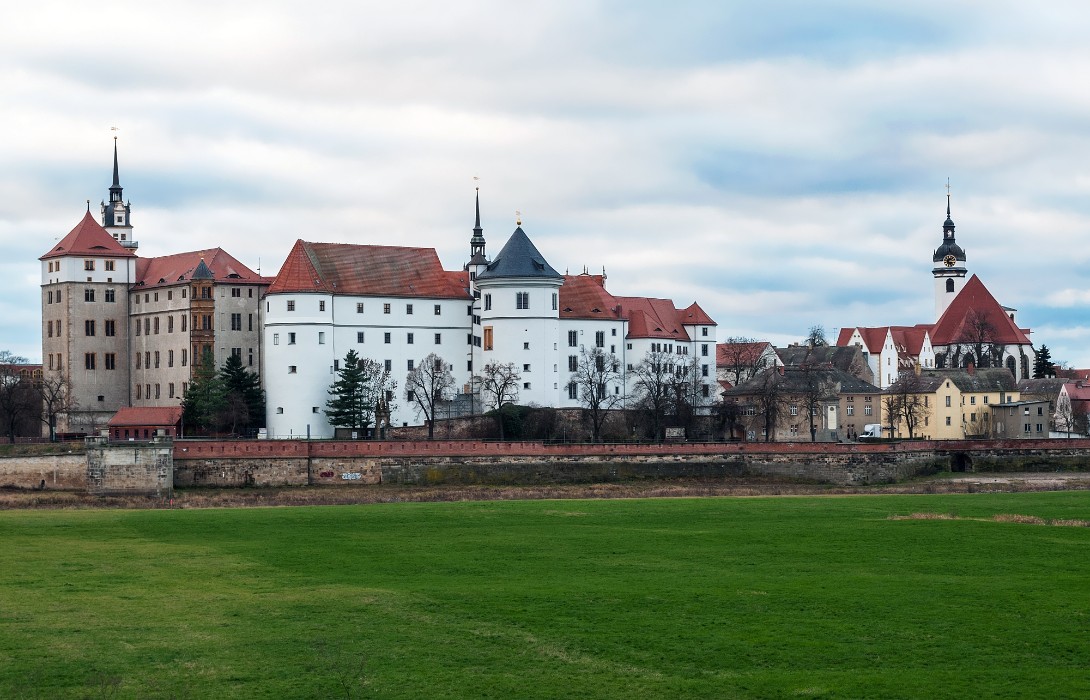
[{"xmin": 837, "ymin": 193, "xmax": 1035, "ymax": 388}]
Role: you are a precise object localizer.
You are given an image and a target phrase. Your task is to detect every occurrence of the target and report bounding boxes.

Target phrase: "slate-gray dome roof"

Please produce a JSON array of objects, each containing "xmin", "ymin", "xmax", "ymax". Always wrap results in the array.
[{"xmin": 476, "ymin": 226, "xmax": 562, "ymax": 281}]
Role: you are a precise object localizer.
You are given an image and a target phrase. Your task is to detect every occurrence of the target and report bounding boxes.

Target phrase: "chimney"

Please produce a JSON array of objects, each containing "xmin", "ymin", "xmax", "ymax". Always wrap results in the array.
[{"xmin": 967, "ymin": 362, "xmax": 975, "ymax": 375}]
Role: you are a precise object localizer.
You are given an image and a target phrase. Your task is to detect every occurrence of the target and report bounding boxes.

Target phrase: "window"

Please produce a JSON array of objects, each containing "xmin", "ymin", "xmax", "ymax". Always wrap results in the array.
[
  {"xmin": 84, "ymin": 288, "xmax": 95, "ymax": 302},
  {"xmin": 970, "ymin": 396, "xmax": 976, "ymax": 405},
  {"xmin": 864, "ymin": 405, "xmax": 873, "ymax": 416},
  {"xmin": 276, "ymin": 407, "xmax": 283, "ymax": 414},
  {"xmin": 287, "ymin": 300, "xmax": 295, "ymax": 312},
  {"xmin": 84, "ymin": 260, "xmax": 94, "ymax": 271},
  {"xmin": 523, "ymin": 342, "xmax": 530, "ymax": 350},
  {"xmin": 595, "ymin": 331, "xmax": 605, "ymax": 348},
  {"xmin": 288, "ymin": 332, "xmax": 296, "ymax": 345},
  {"xmin": 702, "ymin": 327, "xmax": 708, "ymax": 337},
  {"xmin": 168, "ymin": 316, "xmax": 174, "ymax": 333},
  {"xmin": 145, "ymin": 318, "xmax": 151, "ymax": 334},
  {"xmin": 523, "ymin": 382, "xmax": 531, "ymax": 390},
  {"xmin": 984, "ymin": 396, "xmax": 989, "ymax": 404},
  {"xmin": 516, "ymin": 292, "xmax": 529, "ymax": 310},
  {"xmin": 273, "ymin": 333, "xmax": 279, "ymax": 345},
  {"xmin": 568, "ymin": 382, "xmax": 577, "ymax": 399},
  {"xmin": 84, "ymin": 320, "xmax": 96, "ymax": 336},
  {"xmin": 552, "ymin": 293, "xmax": 558, "ymax": 311},
  {"xmin": 144, "ymin": 351, "xmax": 150, "ymax": 369},
  {"xmin": 383, "ymin": 303, "xmax": 391, "ymax": 314},
  {"xmin": 104, "ymin": 353, "xmax": 115, "ymax": 370},
  {"xmin": 182, "ymin": 315, "xmax": 187, "ymax": 332},
  {"xmin": 318, "ymin": 332, "xmax": 326, "ymax": 344},
  {"xmin": 385, "ymin": 359, "xmax": 392, "ymax": 372},
  {"xmin": 319, "ymin": 300, "xmax": 325, "ymax": 311},
  {"xmin": 702, "ymin": 385, "xmax": 710, "ymax": 397},
  {"xmin": 847, "ymin": 405, "xmax": 854, "ymax": 415},
  {"xmin": 407, "ymin": 333, "xmax": 414, "ymax": 344},
  {"xmin": 523, "ymin": 364, "xmax": 531, "ymax": 372},
  {"xmin": 434, "ymin": 333, "xmax": 442, "ymax": 344},
  {"xmin": 946, "ymin": 416, "xmax": 952, "ymax": 426},
  {"xmin": 168, "ymin": 350, "xmax": 174, "ymax": 367},
  {"xmin": 701, "ymin": 364, "xmax": 709, "ymax": 377},
  {"xmin": 182, "ymin": 349, "xmax": 188, "ymax": 366},
  {"xmin": 169, "ymin": 383, "xmax": 175, "ymax": 398},
  {"xmin": 434, "ymin": 304, "xmax": 441, "ymax": 315},
  {"xmin": 945, "ymin": 396, "xmax": 951, "ymax": 407},
  {"xmin": 357, "ymin": 302, "xmax": 364, "ymax": 313},
  {"xmin": 568, "ymin": 330, "xmax": 578, "ymax": 347},
  {"xmin": 357, "ymin": 332, "xmax": 365, "ymax": 343},
  {"xmin": 701, "ymin": 344, "xmax": 709, "ymax": 357},
  {"xmin": 84, "ymin": 353, "xmax": 96, "ymax": 370},
  {"xmin": 154, "ymin": 317, "xmax": 160, "ymax": 334},
  {"xmin": 406, "ymin": 304, "xmax": 413, "ymax": 315},
  {"xmin": 384, "ymin": 332, "xmax": 391, "ymax": 344},
  {"xmin": 154, "ymin": 351, "xmax": 160, "ymax": 368},
  {"xmin": 105, "ymin": 289, "xmax": 115, "ymax": 303},
  {"xmin": 484, "ymin": 294, "xmax": 492, "ymax": 311},
  {"xmin": 483, "ymin": 326, "xmax": 493, "ymax": 351},
  {"xmin": 248, "ymin": 348, "xmax": 254, "ymax": 366},
  {"xmin": 790, "ymin": 405, "xmax": 799, "ymax": 416},
  {"xmin": 231, "ymin": 347, "xmax": 241, "ymax": 359},
  {"xmin": 248, "ymin": 314, "xmax": 253, "ymax": 332},
  {"xmin": 154, "ymin": 384, "xmax": 161, "ymax": 399},
  {"xmin": 136, "ymin": 384, "xmax": 142, "ymax": 400},
  {"xmin": 288, "ymin": 366, "xmax": 297, "ymax": 374},
  {"xmin": 407, "ymin": 359, "xmax": 414, "ymax": 371},
  {"xmin": 231, "ymin": 313, "xmax": 242, "ymax": 331}
]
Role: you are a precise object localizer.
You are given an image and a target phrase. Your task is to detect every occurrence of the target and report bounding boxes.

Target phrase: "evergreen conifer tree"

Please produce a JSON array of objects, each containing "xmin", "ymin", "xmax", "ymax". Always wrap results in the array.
[
  {"xmin": 1033, "ymin": 345, "xmax": 1055, "ymax": 378},
  {"xmin": 325, "ymin": 350, "xmax": 374, "ymax": 431},
  {"xmin": 218, "ymin": 353, "xmax": 266, "ymax": 436},
  {"xmin": 182, "ymin": 352, "xmax": 226, "ymax": 435}
]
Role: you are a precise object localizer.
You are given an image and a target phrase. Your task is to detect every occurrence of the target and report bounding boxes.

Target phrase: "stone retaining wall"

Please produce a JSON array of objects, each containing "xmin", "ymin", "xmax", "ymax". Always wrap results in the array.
[{"xmin": 0, "ymin": 454, "xmax": 86, "ymax": 490}]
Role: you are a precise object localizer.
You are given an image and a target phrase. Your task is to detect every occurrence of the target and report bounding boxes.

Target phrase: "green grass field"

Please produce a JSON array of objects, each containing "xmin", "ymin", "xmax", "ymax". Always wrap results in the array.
[{"xmin": 1, "ymin": 492, "xmax": 1089, "ymax": 699}]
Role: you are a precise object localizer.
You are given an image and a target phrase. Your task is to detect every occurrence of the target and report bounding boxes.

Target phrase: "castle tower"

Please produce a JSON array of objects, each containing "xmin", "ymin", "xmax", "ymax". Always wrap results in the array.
[
  {"xmin": 40, "ymin": 213, "xmax": 137, "ymax": 435},
  {"xmin": 475, "ymin": 218, "xmax": 563, "ymax": 409},
  {"xmin": 932, "ymin": 190, "xmax": 966, "ymax": 320},
  {"xmin": 467, "ymin": 187, "xmax": 488, "ymax": 283},
  {"xmin": 100, "ymin": 137, "xmax": 137, "ymax": 250}
]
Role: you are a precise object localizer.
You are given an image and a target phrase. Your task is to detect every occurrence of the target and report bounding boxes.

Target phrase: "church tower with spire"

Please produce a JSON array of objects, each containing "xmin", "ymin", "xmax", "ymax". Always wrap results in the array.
[
  {"xmin": 467, "ymin": 187, "xmax": 489, "ymax": 284},
  {"xmin": 932, "ymin": 188, "xmax": 966, "ymax": 320},
  {"xmin": 100, "ymin": 137, "xmax": 137, "ymax": 250}
]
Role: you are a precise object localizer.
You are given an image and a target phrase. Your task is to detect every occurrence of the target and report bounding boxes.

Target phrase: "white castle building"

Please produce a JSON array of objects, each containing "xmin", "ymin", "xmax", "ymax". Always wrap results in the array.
[{"xmin": 263, "ymin": 193, "xmax": 717, "ymax": 437}]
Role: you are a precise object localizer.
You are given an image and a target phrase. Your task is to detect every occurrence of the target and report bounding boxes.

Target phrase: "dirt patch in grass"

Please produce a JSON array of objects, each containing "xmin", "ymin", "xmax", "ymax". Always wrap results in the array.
[{"xmin": 890, "ymin": 512, "xmax": 1090, "ymax": 527}]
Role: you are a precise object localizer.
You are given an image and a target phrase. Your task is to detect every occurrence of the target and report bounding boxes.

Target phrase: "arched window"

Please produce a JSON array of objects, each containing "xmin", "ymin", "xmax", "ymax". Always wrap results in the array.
[
  {"xmin": 946, "ymin": 279, "xmax": 955, "ymax": 293},
  {"xmin": 1006, "ymin": 356, "xmax": 1017, "ymax": 375}
]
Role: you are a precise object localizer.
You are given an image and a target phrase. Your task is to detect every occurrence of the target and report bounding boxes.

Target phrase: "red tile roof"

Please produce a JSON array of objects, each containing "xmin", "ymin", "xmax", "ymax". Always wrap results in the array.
[
  {"xmin": 837, "ymin": 326, "xmax": 890, "ymax": 353},
  {"xmin": 616, "ymin": 296, "xmax": 694, "ymax": 340},
  {"xmin": 682, "ymin": 302, "xmax": 716, "ymax": 326},
  {"xmin": 930, "ymin": 275, "xmax": 1031, "ymax": 346},
  {"xmin": 267, "ymin": 240, "xmax": 471, "ymax": 299},
  {"xmin": 40, "ymin": 212, "xmax": 136, "ymax": 260},
  {"xmin": 108, "ymin": 406, "xmax": 183, "ymax": 427},
  {"xmin": 559, "ymin": 274, "xmax": 623, "ymax": 320},
  {"xmin": 135, "ymin": 248, "xmax": 267, "ymax": 289},
  {"xmin": 716, "ymin": 341, "xmax": 771, "ymax": 367}
]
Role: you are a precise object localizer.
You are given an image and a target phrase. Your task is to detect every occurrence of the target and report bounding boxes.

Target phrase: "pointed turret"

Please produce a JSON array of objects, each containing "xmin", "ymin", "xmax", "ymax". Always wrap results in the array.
[
  {"xmin": 468, "ymin": 188, "xmax": 488, "ymax": 269},
  {"xmin": 100, "ymin": 136, "xmax": 137, "ymax": 249}
]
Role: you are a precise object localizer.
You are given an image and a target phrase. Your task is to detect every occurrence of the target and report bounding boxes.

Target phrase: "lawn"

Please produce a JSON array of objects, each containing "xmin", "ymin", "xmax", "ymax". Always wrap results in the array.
[{"xmin": 1, "ymin": 492, "xmax": 1088, "ymax": 698}]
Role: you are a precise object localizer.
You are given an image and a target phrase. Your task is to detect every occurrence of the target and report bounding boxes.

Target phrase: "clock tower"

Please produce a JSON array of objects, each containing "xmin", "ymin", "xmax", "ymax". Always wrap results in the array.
[{"xmin": 932, "ymin": 190, "xmax": 966, "ymax": 320}]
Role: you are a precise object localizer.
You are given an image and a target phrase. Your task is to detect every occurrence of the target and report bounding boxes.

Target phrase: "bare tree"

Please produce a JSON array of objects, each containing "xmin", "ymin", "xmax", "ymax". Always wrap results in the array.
[
  {"xmin": 718, "ymin": 337, "xmax": 772, "ymax": 387},
  {"xmin": 404, "ymin": 353, "xmax": 456, "ymax": 439},
  {"xmin": 669, "ymin": 355, "xmax": 710, "ymax": 438},
  {"xmin": 885, "ymin": 373, "xmax": 931, "ymax": 438},
  {"xmin": 476, "ymin": 362, "xmax": 521, "ymax": 440},
  {"xmin": 631, "ymin": 350, "xmax": 676, "ymax": 442},
  {"xmin": 805, "ymin": 325, "xmax": 828, "ymax": 347},
  {"xmin": 751, "ymin": 369, "xmax": 790, "ymax": 442},
  {"xmin": 0, "ymin": 353, "xmax": 39, "ymax": 441},
  {"xmin": 570, "ymin": 347, "xmax": 623, "ymax": 442},
  {"xmin": 956, "ymin": 310, "xmax": 1006, "ymax": 369},
  {"xmin": 796, "ymin": 362, "xmax": 831, "ymax": 442},
  {"xmin": 38, "ymin": 374, "xmax": 75, "ymax": 442}
]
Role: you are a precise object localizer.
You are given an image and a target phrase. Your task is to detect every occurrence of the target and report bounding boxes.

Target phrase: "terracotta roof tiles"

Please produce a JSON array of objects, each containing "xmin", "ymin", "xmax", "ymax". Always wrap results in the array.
[{"xmin": 40, "ymin": 212, "xmax": 135, "ymax": 260}]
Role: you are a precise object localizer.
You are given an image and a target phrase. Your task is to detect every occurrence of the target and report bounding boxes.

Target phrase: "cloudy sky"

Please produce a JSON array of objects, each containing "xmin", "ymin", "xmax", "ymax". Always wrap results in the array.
[{"xmin": 3, "ymin": 1, "xmax": 1089, "ymax": 367}]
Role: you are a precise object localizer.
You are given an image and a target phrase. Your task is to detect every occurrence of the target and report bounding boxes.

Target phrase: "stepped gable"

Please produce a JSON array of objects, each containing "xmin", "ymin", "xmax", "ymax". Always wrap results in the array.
[
  {"xmin": 268, "ymin": 240, "xmax": 470, "ymax": 299},
  {"xmin": 617, "ymin": 296, "xmax": 691, "ymax": 341},
  {"xmin": 134, "ymin": 248, "xmax": 265, "ymax": 288},
  {"xmin": 40, "ymin": 211, "xmax": 136, "ymax": 260},
  {"xmin": 476, "ymin": 227, "xmax": 562, "ymax": 280},
  {"xmin": 930, "ymin": 275, "xmax": 1031, "ymax": 345},
  {"xmin": 559, "ymin": 274, "xmax": 622, "ymax": 320}
]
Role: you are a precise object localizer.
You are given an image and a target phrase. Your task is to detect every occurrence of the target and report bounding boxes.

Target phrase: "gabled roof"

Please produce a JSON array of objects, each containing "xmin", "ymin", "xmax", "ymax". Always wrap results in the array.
[
  {"xmin": 616, "ymin": 296, "xmax": 693, "ymax": 341},
  {"xmin": 921, "ymin": 367, "xmax": 1017, "ymax": 393},
  {"xmin": 777, "ymin": 346, "xmax": 862, "ymax": 372},
  {"xmin": 836, "ymin": 326, "xmax": 891, "ymax": 354},
  {"xmin": 267, "ymin": 240, "xmax": 471, "ymax": 299},
  {"xmin": 726, "ymin": 366, "xmax": 882, "ymax": 398},
  {"xmin": 1017, "ymin": 378, "xmax": 1067, "ymax": 398},
  {"xmin": 716, "ymin": 341, "xmax": 773, "ymax": 367},
  {"xmin": 108, "ymin": 406, "xmax": 182, "ymax": 427},
  {"xmin": 930, "ymin": 275, "xmax": 1031, "ymax": 346},
  {"xmin": 558, "ymin": 274, "xmax": 623, "ymax": 320},
  {"xmin": 682, "ymin": 302, "xmax": 716, "ymax": 326},
  {"xmin": 476, "ymin": 227, "xmax": 562, "ymax": 281},
  {"xmin": 40, "ymin": 212, "xmax": 136, "ymax": 260},
  {"xmin": 134, "ymin": 248, "xmax": 267, "ymax": 289}
]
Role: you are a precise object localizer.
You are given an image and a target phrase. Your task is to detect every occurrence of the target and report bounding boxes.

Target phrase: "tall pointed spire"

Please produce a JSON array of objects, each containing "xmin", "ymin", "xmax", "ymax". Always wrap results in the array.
[
  {"xmin": 468, "ymin": 185, "xmax": 487, "ymax": 268},
  {"xmin": 109, "ymin": 136, "xmax": 123, "ymax": 204}
]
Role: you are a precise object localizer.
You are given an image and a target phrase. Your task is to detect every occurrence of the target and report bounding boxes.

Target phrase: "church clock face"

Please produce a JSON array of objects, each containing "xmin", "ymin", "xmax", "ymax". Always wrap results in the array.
[{"xmin": 943, "ymin": 254, "xmax": 957, "ymax": 267}]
